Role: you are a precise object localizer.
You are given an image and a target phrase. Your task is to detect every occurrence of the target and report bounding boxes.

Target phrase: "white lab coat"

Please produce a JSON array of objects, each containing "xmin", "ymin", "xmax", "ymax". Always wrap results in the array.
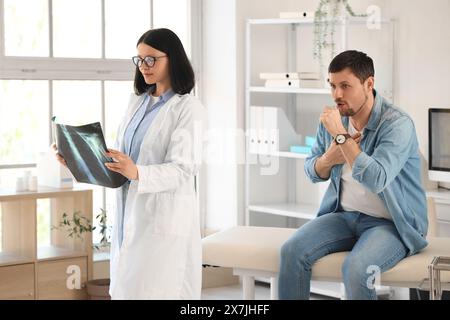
[{"xmin": 109, "ymin": 92, "xmax": 205, "ymax": 299}]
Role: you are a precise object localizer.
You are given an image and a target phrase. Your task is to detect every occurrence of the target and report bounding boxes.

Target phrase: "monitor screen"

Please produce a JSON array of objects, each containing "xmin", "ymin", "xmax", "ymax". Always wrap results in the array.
[{"xmin": 429, "ymin": 108, "xmax": 450, "ymax": 171}]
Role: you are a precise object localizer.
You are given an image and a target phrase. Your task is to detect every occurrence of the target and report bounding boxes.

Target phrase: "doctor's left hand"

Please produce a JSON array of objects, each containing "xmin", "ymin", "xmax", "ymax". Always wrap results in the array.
[{"xmin": 104, "ymin": 149, "xmax": 139, "ymax": 180}]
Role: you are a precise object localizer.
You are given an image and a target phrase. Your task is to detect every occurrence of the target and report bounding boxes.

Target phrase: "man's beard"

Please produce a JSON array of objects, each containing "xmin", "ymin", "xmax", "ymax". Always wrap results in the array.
[{"xmin": 337, "ymin": 93, "xmax": 369, "ymax": 117}]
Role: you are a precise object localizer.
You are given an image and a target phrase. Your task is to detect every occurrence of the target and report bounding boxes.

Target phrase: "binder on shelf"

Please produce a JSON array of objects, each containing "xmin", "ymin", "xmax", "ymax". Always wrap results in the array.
[
  {"xmin": 249, "ymin": 107, "xmax": 258, "ymax": 154},
  {"xmin": 263, "ymin": 107, "xmax": 277, "ymax": 154},
  {"xmin": 265, "ymin": 79, "xmax": 300, "ymax": 88},
  {"xmin": 248, "ymin": 106, "xmax": 267, "ymax": 154},
  {"xmin": 260, "ymin": 72, "xmax": 301, "ymax": 80},
  {"xmin": 279, "ymin": 11, "xmax": 314, "ymax": 20},
  {"xmin": 260, "ymin": 72, "xmax": 321, "ymax": 80},
  {"xmin": 259, "ymin": 72, "xmax": 322, "ymax": 89},
  {"xmin": 299, "ymin": 72, "xmax": 321, "ymax": 80},
  {"xmin": 264, "ymin": 79, "xmax": 324, "ymax": 89},
  {"xmin": 249, "ymin": 106, "xmax": 301, "ymax": 155},
  {"xmin": 256, "ymin": 107, "xmax": 266, "ymax": 154}
]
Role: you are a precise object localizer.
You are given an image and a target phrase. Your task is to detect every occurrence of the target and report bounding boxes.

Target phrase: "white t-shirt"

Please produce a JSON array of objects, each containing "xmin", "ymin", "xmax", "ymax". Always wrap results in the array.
[{"xmin": 339, "ymin": 121, "xmax": 392, "ymax": 220}]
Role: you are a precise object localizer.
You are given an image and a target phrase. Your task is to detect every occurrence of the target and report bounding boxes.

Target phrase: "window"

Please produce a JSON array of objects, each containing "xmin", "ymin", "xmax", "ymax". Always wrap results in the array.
[
  {"xmin": 4, "ymin": 0, "xmax": 49, "ymax": 57},
  {"xmin": 0, "ymin": 0, "xmax": 196, "ymax": 247},
  {"xmin": 52, "ymin": 0, "xmax": 102, "ymax": 58},
  {"xmin": 105, "ymin": 0, "xmax": 152, "ymax": 59},
  {"xmin": 153, "ymin": 0, "xmax": 190, "ymax": 55},
  {"xmin": 0, "ymin": 80, "xmax": 49, "ymax": 165}
]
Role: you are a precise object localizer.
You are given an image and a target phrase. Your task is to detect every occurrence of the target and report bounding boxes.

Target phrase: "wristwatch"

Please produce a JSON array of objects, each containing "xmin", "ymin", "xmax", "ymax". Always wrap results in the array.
[{"xmin": 334, "ymin": 133, "xmax": 351, "ymax": 145}]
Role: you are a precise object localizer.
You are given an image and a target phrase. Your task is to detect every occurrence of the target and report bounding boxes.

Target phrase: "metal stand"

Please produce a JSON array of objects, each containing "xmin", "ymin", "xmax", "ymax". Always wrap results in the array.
[{"xmin": 429, "ymin": 256, "xmax": 450, "ymax": 300}]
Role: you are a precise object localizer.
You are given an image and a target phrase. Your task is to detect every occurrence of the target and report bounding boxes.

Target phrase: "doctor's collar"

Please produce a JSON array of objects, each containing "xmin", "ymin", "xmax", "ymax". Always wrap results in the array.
[
  {"xmin": 147, "ymin": 85, "xmax": 174, "ymax": 102},
  {"xmin": 150, "ymin": 89, "xmax": 175, "ymax": 103}
]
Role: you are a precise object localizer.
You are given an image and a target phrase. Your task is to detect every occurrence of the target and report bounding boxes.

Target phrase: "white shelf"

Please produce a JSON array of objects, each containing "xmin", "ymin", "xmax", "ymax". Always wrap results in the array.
[
  {"xmin": 247, "ymin": 17, "xmax": 382, "ymax": 26},
  {"xmin": 276, "ymin": 151, "xmax": 309, "ymax": 159},
  {"xmin": 249, "ymin": 86, "xmax": 329, "ymax": 94},
  {"xmin": 248, "ymin": 18, "xmax": 317, "ymax": 25},
  {"xmin": 0, "ymin": 185, "xmax": 93, "ymax": 200},
  {"xmin": 250, "ymin": 151, "xmax": 309, "ymax": 159},
  {"xmin": 249, "ymin": 202, "xmax": 318, "ymax": 220}
]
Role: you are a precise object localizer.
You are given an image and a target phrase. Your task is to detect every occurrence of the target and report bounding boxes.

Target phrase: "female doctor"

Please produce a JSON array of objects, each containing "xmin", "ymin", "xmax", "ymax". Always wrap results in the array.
[{"xmin": 54, "ymin": 28, "xmax": 205, "ymax": 299}]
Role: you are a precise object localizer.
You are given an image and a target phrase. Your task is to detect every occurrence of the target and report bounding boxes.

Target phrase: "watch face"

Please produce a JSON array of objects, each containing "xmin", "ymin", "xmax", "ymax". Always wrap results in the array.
[{"xmin": 336, "ymin": 135, "xmax": 346, "ymax": 144}]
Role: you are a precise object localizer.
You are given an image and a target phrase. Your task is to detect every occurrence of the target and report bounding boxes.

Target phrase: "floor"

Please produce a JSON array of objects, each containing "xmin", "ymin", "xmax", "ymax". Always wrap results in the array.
[{"xmin": 201, "ymin": 281, "xmax": 335, "ymax": 300}]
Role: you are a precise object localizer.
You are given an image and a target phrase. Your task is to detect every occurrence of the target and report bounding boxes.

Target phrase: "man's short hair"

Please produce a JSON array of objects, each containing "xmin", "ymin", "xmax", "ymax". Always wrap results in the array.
[{"xmin": 328, "ymin": 50, "xmax": 374, "ymax": 83}]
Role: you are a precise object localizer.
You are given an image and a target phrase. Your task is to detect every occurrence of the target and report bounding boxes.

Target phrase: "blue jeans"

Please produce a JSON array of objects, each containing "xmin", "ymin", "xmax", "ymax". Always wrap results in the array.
[{"xmin": 278, "ymin": 211, "xmax": 407, "ymax": 300}]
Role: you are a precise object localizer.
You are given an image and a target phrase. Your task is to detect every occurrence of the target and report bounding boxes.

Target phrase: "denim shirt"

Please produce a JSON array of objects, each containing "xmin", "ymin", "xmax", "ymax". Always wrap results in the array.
[{"xmin": 305, "ymin": 90, "xmax": 428, "ymax": 256}]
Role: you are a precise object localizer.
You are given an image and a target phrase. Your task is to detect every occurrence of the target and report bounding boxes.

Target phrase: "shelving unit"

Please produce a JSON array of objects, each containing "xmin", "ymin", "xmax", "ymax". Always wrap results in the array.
[
  {"xmin": 245, "ymin": 17, "xmax": 394, "ymax": 299},
  {"xmin": 0, "ymin": 186, "xmax": 93, "ymax": 299}
]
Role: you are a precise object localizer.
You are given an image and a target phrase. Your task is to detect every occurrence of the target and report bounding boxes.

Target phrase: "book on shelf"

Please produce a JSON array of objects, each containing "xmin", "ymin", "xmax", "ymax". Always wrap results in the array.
[
  {"xmin": 265, "ymin": 79, "xmax": 300, "ymax": 87},
  {"xmin": 279, "ymin": 11, "xmax": 314, "ymax": 20},
  {"xmin": 299, "ymin": 72, "xmax": 321, "ymax": 80},
  {"xmin": 259, "ymin": 72, "xmax": 321, "ymax": 80},
  {"xmin": 260, "ymin": 72, "xmax": 300, "ymax": 80},
  {"xmin": 264, "ymin": 79, "xmax": 324, "ymax": 89}
]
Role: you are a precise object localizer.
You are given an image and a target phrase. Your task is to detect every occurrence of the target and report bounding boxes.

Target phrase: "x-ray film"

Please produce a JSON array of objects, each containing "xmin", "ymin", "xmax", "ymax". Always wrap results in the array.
[{"xmin": 53, "ymin": 119, "xmax": 127, "ymax": 188}]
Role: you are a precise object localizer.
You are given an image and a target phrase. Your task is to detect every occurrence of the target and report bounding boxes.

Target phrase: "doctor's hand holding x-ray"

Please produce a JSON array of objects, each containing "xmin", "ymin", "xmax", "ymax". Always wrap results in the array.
[
  {"xmin": 104, "ymin": 149, "xmax": 138, "ymax": 180},
  {"xmin": 52, "ymin": 141, "xmax": 138, "ymax": 181}
]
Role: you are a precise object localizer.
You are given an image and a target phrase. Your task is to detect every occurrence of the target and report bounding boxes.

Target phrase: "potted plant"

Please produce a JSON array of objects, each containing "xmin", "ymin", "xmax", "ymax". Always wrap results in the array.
[
  {"xmin": 86, "ymin": 208, "xmax": 112, "ymax": 300},
  {"xmin": 313, "ymin": 0, "xmax": 367, "ymax": 69},
  {"xmin": 53, "ymin": 208, "xmax": 112, "ymax": 300}
]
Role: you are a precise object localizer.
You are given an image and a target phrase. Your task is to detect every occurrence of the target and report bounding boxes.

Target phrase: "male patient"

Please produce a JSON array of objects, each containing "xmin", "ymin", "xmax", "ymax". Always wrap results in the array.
[{"xmin": 278, "ymin": 50, "xmax": 428, "ymax": 300}]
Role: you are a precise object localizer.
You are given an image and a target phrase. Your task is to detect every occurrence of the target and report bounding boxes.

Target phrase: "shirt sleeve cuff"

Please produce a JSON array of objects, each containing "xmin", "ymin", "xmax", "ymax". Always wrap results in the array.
[
  {"xmin": 307, "ymin": 158, "xmax": 328, "ymax": 183},
  {"xmin": 352, "ymin": 152, "xmax": 372, "ymax": 180}
]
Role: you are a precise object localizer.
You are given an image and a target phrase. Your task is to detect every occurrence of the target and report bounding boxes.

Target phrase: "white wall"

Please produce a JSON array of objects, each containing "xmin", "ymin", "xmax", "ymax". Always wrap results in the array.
[
  {"xmin": 385, "ymin": 0, "xmax": 450, "ymax": 165},
  {"xmin": 202, "ymin": 0, "xmax": 239, "ymax": 230}
]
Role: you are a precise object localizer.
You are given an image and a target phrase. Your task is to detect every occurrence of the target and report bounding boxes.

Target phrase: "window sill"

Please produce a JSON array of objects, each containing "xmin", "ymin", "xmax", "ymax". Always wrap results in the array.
[{"xmin": 93, "ymin": 247, "xmax": 110, "ymax": 262}]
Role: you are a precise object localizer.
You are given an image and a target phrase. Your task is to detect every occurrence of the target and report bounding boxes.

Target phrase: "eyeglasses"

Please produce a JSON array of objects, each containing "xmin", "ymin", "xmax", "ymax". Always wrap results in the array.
[{"xmin": 132, "ymin": 55, "xmax": 167, "ymax": 68}]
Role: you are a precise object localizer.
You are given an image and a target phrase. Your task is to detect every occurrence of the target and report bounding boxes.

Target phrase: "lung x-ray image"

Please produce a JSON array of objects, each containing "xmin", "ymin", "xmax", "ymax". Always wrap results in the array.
[{"xmin": 53, "ymin": 119, "xmax": 127, "ymax": 188}]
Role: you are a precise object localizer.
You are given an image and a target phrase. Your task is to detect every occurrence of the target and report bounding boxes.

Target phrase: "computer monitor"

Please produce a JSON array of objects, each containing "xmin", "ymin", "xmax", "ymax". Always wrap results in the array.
[{"xmin": 428, "ymin": 108, "xmax": 450, "ymax": 185}]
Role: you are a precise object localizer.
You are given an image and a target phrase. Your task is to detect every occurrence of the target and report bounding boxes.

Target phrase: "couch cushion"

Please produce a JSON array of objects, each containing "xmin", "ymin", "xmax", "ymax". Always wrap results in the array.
[{"xmin": 202, "ymin": 226, "xmax": 450, "ymax": 286}]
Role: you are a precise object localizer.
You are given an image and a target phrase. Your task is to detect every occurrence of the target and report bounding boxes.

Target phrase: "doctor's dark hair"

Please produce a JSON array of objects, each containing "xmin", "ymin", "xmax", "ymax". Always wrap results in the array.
[
  {"xmin": 328, "ymin": 50, "xmax": 374, "ymax": 84},
  {"xmin": 134, "ymin": 28, "xmax": 195, "ymax": 95}
]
